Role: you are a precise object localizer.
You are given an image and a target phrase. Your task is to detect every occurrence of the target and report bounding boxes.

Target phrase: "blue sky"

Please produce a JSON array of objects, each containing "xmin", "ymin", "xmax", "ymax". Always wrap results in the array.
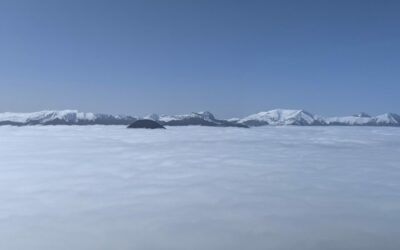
[{"xmin": 0, "ymin": 0, "xmax": 399, "ymax": 118}]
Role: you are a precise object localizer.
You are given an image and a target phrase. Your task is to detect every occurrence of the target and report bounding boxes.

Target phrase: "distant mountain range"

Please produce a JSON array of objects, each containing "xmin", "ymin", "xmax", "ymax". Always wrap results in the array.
[
  {"xmin": 0, "ymin": 109, "xmax": 399, "ymax": 127},
  {"xmin": 0, "ymin": 110, "xmax": 137, "ymax": 126},
  {"xmin": 144, "ymin": 111, "xmax": 247, "ymax": 128},
  {"xmin": 237, "ymin": 109, "xmax": 400, "ymax": 127}
]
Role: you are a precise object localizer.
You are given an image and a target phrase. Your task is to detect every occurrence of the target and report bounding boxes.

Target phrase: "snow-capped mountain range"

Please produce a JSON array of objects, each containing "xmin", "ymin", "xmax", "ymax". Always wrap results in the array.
[
  {"xmin": 238, "ymin": 109, "xmax": 400, "ymax": 126},
  {"xmin": 144, "ymin": 111, "xmax": 247, "ymax": 128},
  {"xmin": 238, "ymin": 109, "xmax": 325, "ymax": 126},
  {"xmin": 0, "ymin": 109, "xmax": 399, "ymax": 127},
  {"xmin": 0, "ymin": 110, "xmax": 137, "ymax": 126},
  {"xmin": 324, "ymin": 112, "xmax": 400, "ymax": 126}
]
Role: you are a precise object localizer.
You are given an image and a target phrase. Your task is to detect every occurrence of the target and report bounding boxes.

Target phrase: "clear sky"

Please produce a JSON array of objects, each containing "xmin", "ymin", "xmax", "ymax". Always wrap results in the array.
[{"xmin": 0, "ymin": 0, "xmax": 399, "ymax": 118}]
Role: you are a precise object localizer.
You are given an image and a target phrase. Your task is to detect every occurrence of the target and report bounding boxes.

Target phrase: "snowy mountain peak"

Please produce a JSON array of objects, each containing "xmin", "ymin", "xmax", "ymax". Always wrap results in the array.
[
  {"xmin": 0, "ymin": 109, "xmax": 399, "ymax": 127},
  {"xmin": 227, "ymin": 118, "xmax": 240, "ymax": 122},
  {"xmin": 375, "ymin": 113, "xmax": 400, "ymax": 125},
  {"xmin": 148, "ymin": 111, "xmax": 245, "ymax": 127},
  {"xmin": 239, "ymin": 109, "xmax": 322, "ymax": 126},
  {"xmin": 144, "ymin": 113, "xmax": 160, "ymax": 121},
  {"xmin": 191, "ymin": 111, "xmax": 215, "ymax": 121},
  {"xmin": 326, "ymin": 112, "xmax": 400, "ymax": 126},
  {"xmin": 0, "ymin": 110, "xmax": 136, "ymax": 125},
  {"xmin": 0, "ymin": 110, "xmax": 93, "ymax": 123},
  {"xmin": 353, "ymin": 112, "xmax": 371, "ymax": 118}
]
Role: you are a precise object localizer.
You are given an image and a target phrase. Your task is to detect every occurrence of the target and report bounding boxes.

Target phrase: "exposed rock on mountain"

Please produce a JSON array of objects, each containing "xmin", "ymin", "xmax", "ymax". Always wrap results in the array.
[
  {"xmin": 127, "ymin": 119, "xmax": 165, "ymax": 129},
  {"xmin": 0, "ymin": 109, "xmax": 399, "ymax": 127},
  {"xmin": 147, "ymin": 111, "xmax": 248, "ymax": 128}
]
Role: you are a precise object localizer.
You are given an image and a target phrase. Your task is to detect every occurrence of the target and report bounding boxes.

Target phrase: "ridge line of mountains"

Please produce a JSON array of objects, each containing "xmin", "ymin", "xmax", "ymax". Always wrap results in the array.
[{"xmin": 0, "ymin": 109, "xmax": 399, "ymax": 127}]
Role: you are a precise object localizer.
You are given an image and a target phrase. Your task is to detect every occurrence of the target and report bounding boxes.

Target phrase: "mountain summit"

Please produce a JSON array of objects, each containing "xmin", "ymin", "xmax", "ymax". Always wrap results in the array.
[
  {"xmin": 326, "ymin": 112, "xmax": 400, "ymax": 126},
  {"xmin": 238, "ymin": 109, "xmax": 325, "ymax": 126},
  {"xmin": 146, "ymin": 111, "xmax": 247, "ymax": 127},
  {"xmin": 0, "ymin": 110, "xmax": 137, "ymax": 126},
  {"xmin": 0, "ymin": 109, "xmax": 399, "ymax": 127}
]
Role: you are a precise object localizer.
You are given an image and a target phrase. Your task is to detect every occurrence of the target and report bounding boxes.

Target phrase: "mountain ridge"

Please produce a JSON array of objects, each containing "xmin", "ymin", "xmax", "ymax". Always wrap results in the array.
[{"xmin": 0, "ymin": 109, "xmax": 399, "ymax": 127}]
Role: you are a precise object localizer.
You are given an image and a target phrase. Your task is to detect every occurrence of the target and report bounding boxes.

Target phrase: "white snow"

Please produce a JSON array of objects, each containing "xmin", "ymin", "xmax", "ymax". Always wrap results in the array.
[
  {"xmin": 326, "ymin": 113, "xmax": 400, "ymax": 126},
  {"xmin": 0, "ymin": 110, "xmax": 97, "ymax": 123},
  {"xmin": 151, "ymin": 111, "xmax": 216, "ymax": 123},
  {"xmin": 239, "ymin": 109, "xmax": 317, "ymax": 125},
  {"xmin": 227, "ymin": 117, "xmax": 240, "ymax": 122},
  {"xmin": 325, "ymin": 115, "xmax": 374, "ymax": 125},
  {"xmin": 144, "ymin": 113, "xmax": 160, "ymax": 121},
  {"xmin": 375, "ymin": 113, "xmax": 400, "ymax": 125},
  {"xmin": 1, "ymin": 126, "xmax": 400, "ymax": 250},
  {"xmin": 1, "ymin": 109, "xmax": 399, "ymax": 127}
]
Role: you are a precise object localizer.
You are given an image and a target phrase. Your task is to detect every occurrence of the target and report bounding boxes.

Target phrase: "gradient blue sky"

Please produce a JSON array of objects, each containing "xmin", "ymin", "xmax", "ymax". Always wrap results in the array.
[{"xmin": 0, "ymin": 0, "xmax": 399, "ymax": 118}]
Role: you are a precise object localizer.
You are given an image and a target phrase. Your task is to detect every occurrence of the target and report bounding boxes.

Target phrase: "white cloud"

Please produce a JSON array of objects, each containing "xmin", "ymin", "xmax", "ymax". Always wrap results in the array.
[{"xmin": 0, "ymin": 126, "xmax": 399, "ymax": 249}]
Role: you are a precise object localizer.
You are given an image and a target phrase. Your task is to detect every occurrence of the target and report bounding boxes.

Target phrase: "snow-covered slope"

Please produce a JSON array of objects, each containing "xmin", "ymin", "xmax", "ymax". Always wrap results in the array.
[
  {"xmin": 325, "ymin": 112, "xmax": 400, "ymax": 126},
  {"xmin": 0, "ymin": 110, "xmax": 246, "ymax": 127},
  {"xmin": 237, "ymin": 110, "xmax": 400, "ymax": 127},
  {"xmin": 158, "ymin": 111, "xmax": 216, "ymax": 123},
  {"xmin": 146, "ymin": 111, "xmax": 248, "ymax": 128},
  {"xmin": 238, "ymin": 109, "xmax": 325, "ymax": 126},
  {"xmin": 0, "ymin": 110, "xmax": 137, "ymax": 125},
  {"xmin": 374, "ymin": 113, "xmax": 400, "ymax": 126},
  {"xmin": 0, "ymin": 109, "xmax": 399, "ymax": 127}
]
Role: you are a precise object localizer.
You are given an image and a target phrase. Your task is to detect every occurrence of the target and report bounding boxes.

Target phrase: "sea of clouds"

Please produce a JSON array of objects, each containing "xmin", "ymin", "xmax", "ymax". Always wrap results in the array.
[{"xmin": 0, "ymin": 125, "xmax": 400, "ymax": 250}]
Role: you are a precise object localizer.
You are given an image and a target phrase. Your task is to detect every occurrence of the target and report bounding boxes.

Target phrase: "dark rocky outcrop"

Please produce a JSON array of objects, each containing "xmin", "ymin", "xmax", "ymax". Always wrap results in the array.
[
  {"xmin": 149, "ymin": 112, "xmax": 249, "ymax": 128},
  {"xmin": 127, "ymin": 119, "xmax": 165, "ymax": 129}
]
